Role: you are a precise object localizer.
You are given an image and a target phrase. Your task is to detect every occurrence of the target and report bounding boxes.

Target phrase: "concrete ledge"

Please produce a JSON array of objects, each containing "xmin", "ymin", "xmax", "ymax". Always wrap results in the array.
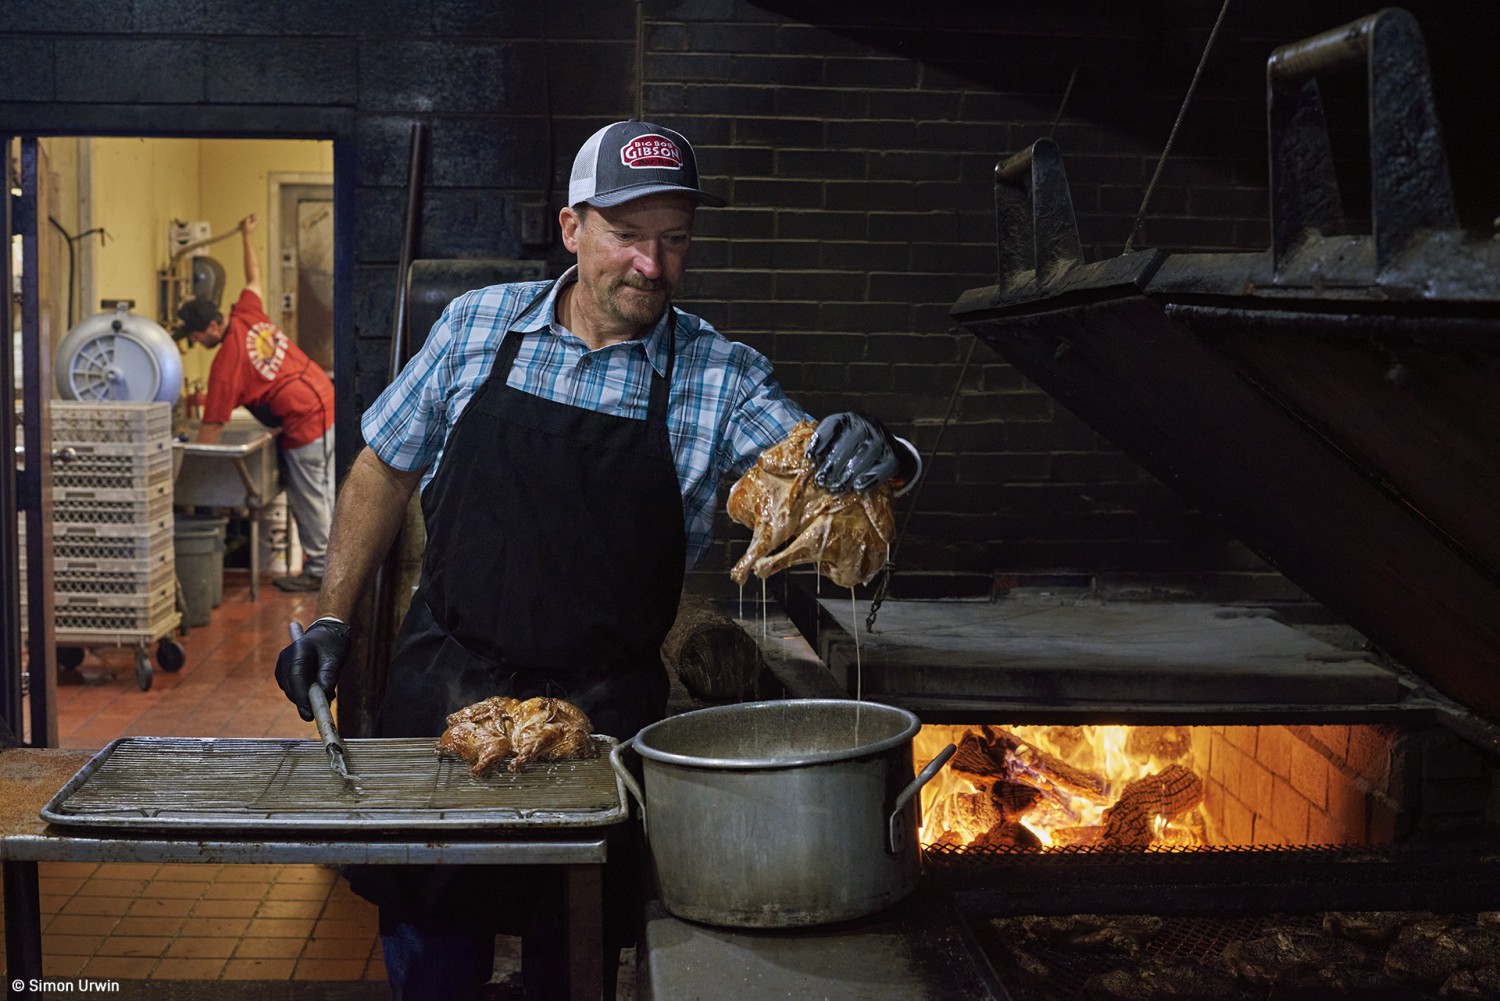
[{"xmin": 792, "ymin": 593, "xmax": 1404, "ymax": 710}]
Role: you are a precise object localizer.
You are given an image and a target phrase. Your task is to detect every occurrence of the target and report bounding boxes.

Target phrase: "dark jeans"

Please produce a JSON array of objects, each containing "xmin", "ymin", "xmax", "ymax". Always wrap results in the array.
[
  {"xmin": 378, "ymin": 907, "xmax": 621, "ymax": 1001},
  {"xmin": 369, "ymin": 831, "xmax": 642, "ymax": 1001},
  {"xmin": 379, "ymin": 918, "xmax": 494, "ymax": 1001}
]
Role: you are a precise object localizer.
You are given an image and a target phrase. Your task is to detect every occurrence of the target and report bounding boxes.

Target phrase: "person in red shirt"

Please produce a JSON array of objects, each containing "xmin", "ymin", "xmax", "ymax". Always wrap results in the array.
[{"xmin": 175, "ymin": 214, "xmax": 335, "ymax": 593}]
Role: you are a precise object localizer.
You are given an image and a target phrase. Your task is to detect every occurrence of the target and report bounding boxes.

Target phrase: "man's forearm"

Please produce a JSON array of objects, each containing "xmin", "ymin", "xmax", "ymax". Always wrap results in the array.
[
  {"xmin": 242, "ymin": 227, "xmax": 261, "ymax": 288},
  {"xmin": 315, "ymin": 446, "xmax": 425, "ymax": 624},
  {"xmin": 196, "ymin": 422, "xmax": 224, "ymax": 444}
]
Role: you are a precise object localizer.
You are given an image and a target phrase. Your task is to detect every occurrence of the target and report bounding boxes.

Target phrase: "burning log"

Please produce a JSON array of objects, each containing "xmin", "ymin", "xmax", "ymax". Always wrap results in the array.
[
  {"xmin": 930, "ymin": 780, "xmax": 1042, "ymax": 849},
  {"xmin": 948, "ymin": 790, "xmax": 1003, "ymax": 835},
  {"xmin": 948, "ymin": 728, "xmax": 1011, "ymax": 779},
  {"xmin": 1100, "ymin": 764, "xmax": 1204, "ymax": 846},
  {"xmin": 1003, "ymin": 731, "xmax": 1110, "ymax": 802},
  {"xmin": 1049, "ymin": 826, "xmax": 1106, "ymax": 848},
  {"xmin": 661, "ymin": 595, "xmax": 771, "ymax": 702},
  {"xmin": 969, "ymin": 821, "xmax": 1042, "ymax": 851},
  {"xmin": 949, "ymin": 726, "xmax": 1108, "ymax": 801},
  {"xmin": 991, "ymin": 780, "xmax": 1040, "ymax": 815}
]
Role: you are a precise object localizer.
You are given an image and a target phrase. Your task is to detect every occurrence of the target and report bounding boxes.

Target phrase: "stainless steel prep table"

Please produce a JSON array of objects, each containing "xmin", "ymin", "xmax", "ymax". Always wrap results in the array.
[
  {"xmin": 0, "ymin": 747, "xmax": 619, "ymax": 1001},
  {"xmin": 172, "ymin": 421, "xmax": 281, "ymax": 601}
]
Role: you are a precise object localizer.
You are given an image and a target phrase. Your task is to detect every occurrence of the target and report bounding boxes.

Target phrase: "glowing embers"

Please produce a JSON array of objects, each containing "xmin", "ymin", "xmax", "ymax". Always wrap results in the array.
[{"xmin": 915, "ymin": 725, "xmax": 1210, "ymax": 850}]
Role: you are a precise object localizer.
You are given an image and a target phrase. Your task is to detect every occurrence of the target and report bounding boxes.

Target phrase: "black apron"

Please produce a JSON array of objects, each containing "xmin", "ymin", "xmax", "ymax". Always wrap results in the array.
[
  {"xmin": 351, "ymin": 284, "xmax": 684, "ymax": 930},
  {"xmin": 382, "ymin": 287, "xmax": 683, "ymax": 740}
]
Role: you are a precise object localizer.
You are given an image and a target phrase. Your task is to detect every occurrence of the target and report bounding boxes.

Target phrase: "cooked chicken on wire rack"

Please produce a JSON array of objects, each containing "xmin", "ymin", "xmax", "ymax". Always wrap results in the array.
[{"xmin": 436, "ymin": 695, "xmax": 597, "ymax": 776}]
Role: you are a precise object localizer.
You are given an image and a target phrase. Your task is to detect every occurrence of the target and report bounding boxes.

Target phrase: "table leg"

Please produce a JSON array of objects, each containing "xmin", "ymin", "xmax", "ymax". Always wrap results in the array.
[
  {"xmin": 249, "ymin": 508, "xmax": 260, "ymax": 601},
  {"xmin": 4, "ymin": 860, "xmax": 42, "ymax": 995},
  {"xmin": 565, "ymin": 864, "xmax": 605, "ymax": 1001}
]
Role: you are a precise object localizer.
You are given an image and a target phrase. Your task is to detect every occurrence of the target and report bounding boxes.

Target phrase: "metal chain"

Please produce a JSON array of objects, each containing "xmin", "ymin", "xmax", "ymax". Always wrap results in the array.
[
  {"xmin": 1124, "ymin": 0, "xmax": 1235, "ymax": 253},
  {"xmin": 865, "ymin": 60, "xmax": 1082, "ymax": 632},
  {"xmin": 866, "ymin": 336, "xmax": 979, "ymax": 632}
]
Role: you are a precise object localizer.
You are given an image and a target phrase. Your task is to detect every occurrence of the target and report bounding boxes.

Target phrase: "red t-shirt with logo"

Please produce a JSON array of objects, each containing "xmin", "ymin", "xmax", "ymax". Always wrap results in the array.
[{"xmin": 202, "ymin": 288, "xmax": 335, "ymax": 450}]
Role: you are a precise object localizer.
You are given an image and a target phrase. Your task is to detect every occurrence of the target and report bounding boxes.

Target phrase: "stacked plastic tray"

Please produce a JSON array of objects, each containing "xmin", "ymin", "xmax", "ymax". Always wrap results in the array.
[{"xmin": 45, "ymin": 402, "xmax": 180, "ymax": 646}]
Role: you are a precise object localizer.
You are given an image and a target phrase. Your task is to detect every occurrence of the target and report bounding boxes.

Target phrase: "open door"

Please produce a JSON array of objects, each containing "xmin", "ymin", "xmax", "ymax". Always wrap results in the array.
[
  {"xmin": 0, "ymin": 136, "xmax": 19, "ymax": 742},
  {"xmin": 2, "ymin": 137, "xmax": 59, "ymax": 746},
  {"xmin": 16, "ymin": 138, "xmax": 58, "ymax": 747}
]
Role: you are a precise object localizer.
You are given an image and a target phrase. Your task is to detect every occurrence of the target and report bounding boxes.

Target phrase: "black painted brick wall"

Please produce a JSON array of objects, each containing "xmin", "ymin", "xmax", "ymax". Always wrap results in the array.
[
  {"xmin": 637, "ymin": 0, "xmax": 1498, "ymax": 594},
  {"xmin": 2, "ymin": 0, "xmax": 1493, "ymax": 597}
]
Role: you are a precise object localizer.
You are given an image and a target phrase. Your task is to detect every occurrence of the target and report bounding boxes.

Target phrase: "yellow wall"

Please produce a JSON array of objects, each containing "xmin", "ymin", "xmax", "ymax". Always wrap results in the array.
[
  {"xmin": 91, "ymin": 137, "xmax": 201, "ymax": 319},
  {"xmin": 38, "ymin": 138, "xmax": 78, "ymax": 342},
  {"xmin": 34, "ymin": 138, "xmax": 82, "ymax": 367},
  {"xmin": 200, "ymin": 138, "xmax": 332, "ymax": 254}
]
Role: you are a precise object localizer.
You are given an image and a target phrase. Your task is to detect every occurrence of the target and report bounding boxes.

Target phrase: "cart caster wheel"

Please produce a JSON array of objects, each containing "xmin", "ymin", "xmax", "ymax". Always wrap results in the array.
[
  {"xmin": 134, "ymin": 650, "xmax": 153, "ymax": 691},
  {"xmin": 156, "ymin": 639, "xmax": 186, "ymax": 673},
  {"xmin": 57, "ymin": 646, "xmax": 85, "ymax": 670}
]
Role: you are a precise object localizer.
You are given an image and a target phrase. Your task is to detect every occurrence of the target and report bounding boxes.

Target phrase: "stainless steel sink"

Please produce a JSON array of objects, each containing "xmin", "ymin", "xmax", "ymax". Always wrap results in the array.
[{"xmin": 172, "ymin": 421, "xmax": 282, "ymax": 600}]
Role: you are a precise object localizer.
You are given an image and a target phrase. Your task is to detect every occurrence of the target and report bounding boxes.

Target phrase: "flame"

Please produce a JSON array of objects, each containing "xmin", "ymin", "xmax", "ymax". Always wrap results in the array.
[{"xmin": 914, "ymin": 724, "xmax": 1212, "ymax": 850}]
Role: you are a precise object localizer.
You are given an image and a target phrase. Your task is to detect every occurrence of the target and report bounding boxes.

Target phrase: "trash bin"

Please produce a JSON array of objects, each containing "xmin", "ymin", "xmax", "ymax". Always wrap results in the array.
[{"xmin": 175, "ymin": 514, "xmax": 227, "ymax": 628}]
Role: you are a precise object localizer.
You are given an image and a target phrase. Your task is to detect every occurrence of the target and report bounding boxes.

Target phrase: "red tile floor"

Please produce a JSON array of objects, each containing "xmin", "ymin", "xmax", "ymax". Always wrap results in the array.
[{"xmin": 11, "ymin": 572, "xmax": 387, "ymax": 984}]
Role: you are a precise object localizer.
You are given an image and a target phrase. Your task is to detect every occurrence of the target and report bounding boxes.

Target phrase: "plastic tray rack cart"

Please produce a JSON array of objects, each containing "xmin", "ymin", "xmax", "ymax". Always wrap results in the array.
[{"xmin": 43, "ymin": 402, "xmax": 185, "ymax": 690}]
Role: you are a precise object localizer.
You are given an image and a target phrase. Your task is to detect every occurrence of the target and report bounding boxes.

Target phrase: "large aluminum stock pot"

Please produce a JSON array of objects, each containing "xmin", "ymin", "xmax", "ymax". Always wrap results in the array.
[{"xmin": 610, "ymin": 698, "xmax": 955, "ymax": 928}]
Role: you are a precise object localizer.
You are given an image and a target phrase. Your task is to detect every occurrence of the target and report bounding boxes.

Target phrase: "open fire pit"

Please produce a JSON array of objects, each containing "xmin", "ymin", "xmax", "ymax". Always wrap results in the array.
[
  {"xmin": 910, "ymin": 721, "xmax": 1500, "ymax": 999},
  {"xmin": 915, "ymin": 721, "xmax": 1413, "ymax": 852}
]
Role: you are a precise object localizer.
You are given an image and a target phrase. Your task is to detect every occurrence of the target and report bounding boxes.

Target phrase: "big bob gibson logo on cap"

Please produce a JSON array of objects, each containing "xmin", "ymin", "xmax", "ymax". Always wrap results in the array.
[{"xmin": 620, "ymin": 134, "xmax": 683, "ymax": 170}]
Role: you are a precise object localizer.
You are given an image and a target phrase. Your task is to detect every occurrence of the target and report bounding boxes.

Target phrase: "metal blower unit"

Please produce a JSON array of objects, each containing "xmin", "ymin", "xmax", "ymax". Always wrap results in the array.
[{"xmin": 55, "ymin": 302, "xmax": 182, "ymax": 403}]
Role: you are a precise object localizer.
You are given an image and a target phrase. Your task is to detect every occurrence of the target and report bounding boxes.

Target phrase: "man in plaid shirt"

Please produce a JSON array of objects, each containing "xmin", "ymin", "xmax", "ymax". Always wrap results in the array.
[{"xmin": 276, "ymin": 120, "xmax": 919, "ymax": 1000}]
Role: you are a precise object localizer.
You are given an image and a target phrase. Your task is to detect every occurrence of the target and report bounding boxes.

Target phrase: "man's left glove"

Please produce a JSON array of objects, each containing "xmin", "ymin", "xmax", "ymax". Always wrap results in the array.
[
  {"xmin": 274, "ymin": 617, "xmax": 353, "ymax": 722},
  {"xmin": 806, "ymin": 412, "xmax": 919, "ymax": 493}
]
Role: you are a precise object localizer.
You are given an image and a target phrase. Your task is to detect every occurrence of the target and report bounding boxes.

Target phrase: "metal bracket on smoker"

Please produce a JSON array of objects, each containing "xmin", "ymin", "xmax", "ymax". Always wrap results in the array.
[
  {"xmin": 1266, "ymin": 7, "xmax": 1457, "ymax": 276},
  {"xmin": 952, "ymin": 138, "xmax": 1163, "ymax": 322}
]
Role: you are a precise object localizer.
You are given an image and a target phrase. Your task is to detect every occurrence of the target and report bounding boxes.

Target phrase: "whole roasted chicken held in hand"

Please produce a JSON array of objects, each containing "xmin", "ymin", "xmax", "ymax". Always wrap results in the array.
[
  {"xmin": 436, "ymin": 695, "xmax": 597, "ymax": 776},
  {"xmin": 728, "ymin": 421, "xmax": 895, "ymax": 588}
]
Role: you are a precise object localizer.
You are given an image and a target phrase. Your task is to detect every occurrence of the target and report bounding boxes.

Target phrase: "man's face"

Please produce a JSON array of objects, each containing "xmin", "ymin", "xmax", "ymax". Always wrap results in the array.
[
  {"xmin": 189, "ymin": 319, "xmax": 224, "ymax": 350},
  {"xmin": 561, "ymin": 193, "xmax": 695, "ymax": 330}
]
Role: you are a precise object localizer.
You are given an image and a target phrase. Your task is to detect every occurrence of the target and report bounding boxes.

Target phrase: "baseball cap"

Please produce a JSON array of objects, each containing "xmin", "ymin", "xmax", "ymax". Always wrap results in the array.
[
  {"xmin": 174, "ymin": 297, "xmax": 221, "ymax": 339},
  {"xmin": 568, "ymin": 120, "xmax": 726, "ymax": 209}
]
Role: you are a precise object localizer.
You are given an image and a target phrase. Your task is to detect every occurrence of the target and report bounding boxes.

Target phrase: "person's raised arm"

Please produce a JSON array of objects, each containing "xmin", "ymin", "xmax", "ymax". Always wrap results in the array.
[
  {"xmin": 240, "ymin": 213, "xmax": 263, "ymax": 300},
  {"xmin": 274, "ymin": 446, "xmax": 425, "ymax": 719}
]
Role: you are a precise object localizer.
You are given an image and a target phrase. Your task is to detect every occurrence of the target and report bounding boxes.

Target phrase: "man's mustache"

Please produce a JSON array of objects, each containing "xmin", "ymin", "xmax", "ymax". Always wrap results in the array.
[{"xmin": 616, "ymin": 278, "xmax": 668, "ymax": 293}]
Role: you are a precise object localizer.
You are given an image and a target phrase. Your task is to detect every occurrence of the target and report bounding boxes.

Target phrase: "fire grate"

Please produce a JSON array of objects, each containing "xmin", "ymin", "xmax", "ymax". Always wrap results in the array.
[
  {"xmin": 973, "ymin": 911, "xmax": 1489, "ymax": 1001},
  {"xmin": 927, "ymin": 842, "xmax": 1396, "ymax": 863},
  {"xmin": 924, "ymin": 841, "xmax": 1500, "ymax": 927}
]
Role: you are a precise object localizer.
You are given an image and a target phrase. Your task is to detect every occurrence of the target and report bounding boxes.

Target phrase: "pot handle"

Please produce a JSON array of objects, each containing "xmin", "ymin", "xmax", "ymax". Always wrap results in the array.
[
  {"xmin": 888, "ymin": 742, "xmax": 957, "ymax": 854},
  {"xmin": 609, "ymin": 736, "xmax": 648, "ymax": 838}
]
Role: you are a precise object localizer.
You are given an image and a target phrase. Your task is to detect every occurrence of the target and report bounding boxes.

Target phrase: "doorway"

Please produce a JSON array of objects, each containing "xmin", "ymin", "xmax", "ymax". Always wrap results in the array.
[{"xmin": 6, "ymin": 134, "xmax": 341, "ymax": 746}]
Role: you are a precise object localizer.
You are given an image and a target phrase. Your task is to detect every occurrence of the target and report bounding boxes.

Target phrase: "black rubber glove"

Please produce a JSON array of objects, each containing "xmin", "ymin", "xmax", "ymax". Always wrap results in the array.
[
  {"xmin": 806, "ymin": 411, "xmax": 914, "ymax": 493},
  {"xmin": 274, "ymin": 618, "xmax": 353, "ymax": 722}
]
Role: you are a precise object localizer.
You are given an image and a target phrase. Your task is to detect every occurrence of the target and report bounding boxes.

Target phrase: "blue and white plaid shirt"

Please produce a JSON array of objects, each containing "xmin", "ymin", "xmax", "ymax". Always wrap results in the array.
[{"xmin": 362, "ymin": 267, "xmax": 809, "ymax": 566}]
